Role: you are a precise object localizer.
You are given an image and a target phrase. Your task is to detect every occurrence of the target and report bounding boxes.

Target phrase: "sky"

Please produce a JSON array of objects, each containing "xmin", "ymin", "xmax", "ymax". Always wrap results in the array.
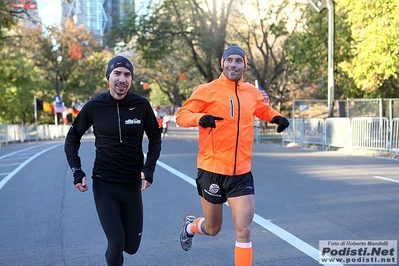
[{"xmin": 36, "ymin": 0, "xmax": 62, "ymax": 27}]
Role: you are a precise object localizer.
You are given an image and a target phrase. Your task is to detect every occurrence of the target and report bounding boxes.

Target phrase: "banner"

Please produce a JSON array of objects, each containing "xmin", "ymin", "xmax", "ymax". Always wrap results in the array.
[{"xmin": 54, "ymin": 95, "xmax": 69, "ymax": 113}]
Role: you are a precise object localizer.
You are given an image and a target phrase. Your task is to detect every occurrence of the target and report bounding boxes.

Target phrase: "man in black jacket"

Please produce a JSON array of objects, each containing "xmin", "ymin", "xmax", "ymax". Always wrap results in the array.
[{"xmin": 64, "ymin": 55, "xmax": 162, "ymax": 266}]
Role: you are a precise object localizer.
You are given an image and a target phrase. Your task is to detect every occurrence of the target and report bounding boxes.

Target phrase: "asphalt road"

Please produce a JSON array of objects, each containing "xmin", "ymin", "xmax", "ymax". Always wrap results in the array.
[{"xmin": 0, "ymin": 123, "xmax": 398, "ymax": 266}]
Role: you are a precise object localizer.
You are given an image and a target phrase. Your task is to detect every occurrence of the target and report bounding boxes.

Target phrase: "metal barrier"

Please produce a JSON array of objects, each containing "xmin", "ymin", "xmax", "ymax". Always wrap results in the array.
[
  {"xmin": 280, "ymin": 118, "xmax": 301, "ymax": 146},
  {"xmin": 2, "ymin": 118, "xmax": 399, "ymax": 155},
  {"xmin": 0, "ymin": 125, "xmax": 32, "ymax": 145},
  {"xmin": 254, "ymin": 119, "xmax": 282, "ymax": 143},
  {"xmin": 288, "ymin": 97, "xmax": 399, "ymax": 154},
  {"xmin": 351, "ymin": 117, "xmax": 389, "ymax": 150},
  {"xmin": 390, "ymin": 118, "xmax": 399, "ymax": 152},
  {"xmin": 325, "ymin": 118, "xmax": 350, "ymax": 148},
  {"xmin": 283, "ymin": 117, "xmax": 399, "ymax": 154},
  {"xmin": 0, "ymin": 124, "xmax": 70, "ymax": 146},
  {"xmin": 301, "ymin": 118, "xmax": 325, "ymax": 149},
  {"xmin": 281, "ymin": 118, "xmax": 325, "ymax": 148}
]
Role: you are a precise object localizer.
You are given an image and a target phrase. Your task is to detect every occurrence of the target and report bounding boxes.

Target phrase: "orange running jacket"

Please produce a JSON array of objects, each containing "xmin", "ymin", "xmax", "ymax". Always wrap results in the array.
[{"xmin": 176, "ymin": 73, "xmax": 283, "ymax": 176}]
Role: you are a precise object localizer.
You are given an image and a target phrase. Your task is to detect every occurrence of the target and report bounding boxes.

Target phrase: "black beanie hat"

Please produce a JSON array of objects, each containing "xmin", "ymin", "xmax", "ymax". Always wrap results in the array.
[
  {"xmin": 105, "ymin": 55, "xmax": 134, "ymax": 80},
  {"xmin": 221, "ymin": 44, "xmax": 247, "ymax": 69}
]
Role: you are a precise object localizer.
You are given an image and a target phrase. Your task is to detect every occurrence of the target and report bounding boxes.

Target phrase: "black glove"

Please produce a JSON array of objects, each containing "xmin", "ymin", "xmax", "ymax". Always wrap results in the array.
[
  {"xmin": 198, "ymin": 115, "xmax": 223, "ymax": 128},
  {"xmin": 270, "ymin": 116, "xmax": 289, "ymax": 133},
  {"xmin": 73, "ymin": 169, "xmax": 86, "ymax": 185}
]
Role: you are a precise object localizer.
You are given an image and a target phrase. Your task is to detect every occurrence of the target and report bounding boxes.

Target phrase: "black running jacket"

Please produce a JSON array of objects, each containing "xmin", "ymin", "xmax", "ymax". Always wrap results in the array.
[{"xmin": 64, "ymin": 91, "xmax": 162, "ymax": 184}]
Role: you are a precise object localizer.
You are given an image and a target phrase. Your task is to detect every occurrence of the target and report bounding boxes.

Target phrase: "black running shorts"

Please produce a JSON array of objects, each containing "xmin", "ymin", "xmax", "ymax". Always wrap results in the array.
[{"xmin": 196, "ymin": 169, "xmax": 255, "ymax": 204}]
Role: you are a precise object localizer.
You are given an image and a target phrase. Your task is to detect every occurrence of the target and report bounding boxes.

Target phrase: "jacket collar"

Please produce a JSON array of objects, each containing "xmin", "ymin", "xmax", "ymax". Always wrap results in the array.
[
  {"xmin": 219, "ymin": 72, "xmax": 244, "ymax": 86},
  {"xmin": 106, "ymin": 90, "xmax": 130, "ymax": 104}
]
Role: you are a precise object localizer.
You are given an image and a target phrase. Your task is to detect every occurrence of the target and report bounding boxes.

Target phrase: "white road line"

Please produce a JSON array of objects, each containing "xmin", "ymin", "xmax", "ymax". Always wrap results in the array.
[
  {"xmin": 156, "ymin": 160, "xmax": 196, "ymax": 186},
  {"xmin": 0, "ymin": 145, "xmax": 39, "ymax": 160},
  {"xmin": 373, "ymin": 176, "xmax": 399, "ymax": 183},
  {"xmin": 0, "ymin": 144, "xmax": 61, "ymax": 191},
  {"xmin": 156, "ymin": 159, "xmax": 342, "ymax": 266},
  {"xmin": 0, "ymin": 163, "xmax": 21, "ymax": 167}
]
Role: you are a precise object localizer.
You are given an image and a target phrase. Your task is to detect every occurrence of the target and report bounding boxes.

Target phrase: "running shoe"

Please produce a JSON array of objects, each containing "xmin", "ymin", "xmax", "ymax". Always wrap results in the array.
[{"xmin": 179, "ymin": 215, "xmax": 195, "ymax": 251}]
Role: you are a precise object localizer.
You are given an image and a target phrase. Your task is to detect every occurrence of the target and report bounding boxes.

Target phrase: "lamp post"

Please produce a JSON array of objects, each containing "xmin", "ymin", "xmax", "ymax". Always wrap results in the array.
[
  {"xmin": 51, "ymin": 37, "xmax": 63, "ymax": 126},
  {"xmin": 309, "ymin": 0, "xmax": 334, "ymax": 117}
]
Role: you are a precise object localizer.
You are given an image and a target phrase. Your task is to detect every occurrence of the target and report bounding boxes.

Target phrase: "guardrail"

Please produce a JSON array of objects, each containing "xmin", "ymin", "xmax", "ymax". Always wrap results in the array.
[
  {"xmin": 281, "ymin": 117, "xmax": 399, "ymax": 154},
  {"xmin": 2, "ymin": 118, "xmax": 399, "ymax": 155},
  {"xmin": 0, "ymin": 124, "xmax": 70, "ymax": 146},
  {"xmin": 390, "ymin": 118, "xmax": 399, "ymax": 152}
]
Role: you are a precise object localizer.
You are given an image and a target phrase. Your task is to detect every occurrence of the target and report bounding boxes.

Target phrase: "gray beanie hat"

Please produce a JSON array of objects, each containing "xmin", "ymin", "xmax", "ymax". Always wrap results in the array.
[
  {"xmin": 105, "ymin": 55, "xmax": 134, "ymax": 80},
  {"xmin": 221, "ymin": 44, "xmax": 247, "ymax": 69},
  {"xmin": 222, "ymin": 44, "xmax": 246, "ymax": 60}
]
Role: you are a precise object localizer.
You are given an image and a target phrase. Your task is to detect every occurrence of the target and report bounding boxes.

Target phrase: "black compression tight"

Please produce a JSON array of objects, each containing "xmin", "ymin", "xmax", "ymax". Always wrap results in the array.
[{"xmin": 93, "ymin": 179, "xmax": 143, "ymax": 266}]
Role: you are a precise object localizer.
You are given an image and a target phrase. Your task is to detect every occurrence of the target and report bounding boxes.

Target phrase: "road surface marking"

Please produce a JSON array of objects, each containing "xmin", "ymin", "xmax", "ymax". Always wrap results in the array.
[
  {"xmin": 373, "ymin": 176, "xmax": 399, "ymax": 183},
  {"xmin": 0, "ymin": 144, "xmax": 61, "ymax": 191},
  {"xmin": 156, "ymin": 160, "xmax": 342, "ymax": 265}
]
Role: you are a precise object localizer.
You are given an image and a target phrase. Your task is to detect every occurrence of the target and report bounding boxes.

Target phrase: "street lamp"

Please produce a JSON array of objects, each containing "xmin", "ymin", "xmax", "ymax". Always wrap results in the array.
[
  {"xmin": 51, "ymin": 37, "xmax": 63, "ymax": 126},
  {"xmin": 309, "ymin": 0, "xmax": 326, "ymax": 12},
  {"xmin": 309, "ymin": 0, "xmax": 334, "ymax": 117}
]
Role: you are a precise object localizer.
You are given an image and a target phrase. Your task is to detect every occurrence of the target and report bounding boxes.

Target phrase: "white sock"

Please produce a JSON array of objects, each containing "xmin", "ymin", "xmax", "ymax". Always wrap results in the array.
[
  {"xmin": 186, "ymin": 223, "xmax": 194, "ymax": 236},
  {"xmin": 186, "ymin": 218, "xmax": 204, "ymax": 235},
  {"xmin": 236, "ymin": 241, "xmax": 252, "ymax": 248}
]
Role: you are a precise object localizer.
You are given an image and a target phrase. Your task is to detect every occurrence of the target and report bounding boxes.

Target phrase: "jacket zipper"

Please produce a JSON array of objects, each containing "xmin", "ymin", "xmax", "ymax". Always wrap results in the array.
[
  {"xmin": 229, "ymin": 97, "xmax": 234, "ymax": 118},
  {"xmin": 117, "ymin": 101, "xmax": 122, "ymax": 143},
  {"xmin": 233, "ymin": 81, "xmax": 240, "ymax": 175}
]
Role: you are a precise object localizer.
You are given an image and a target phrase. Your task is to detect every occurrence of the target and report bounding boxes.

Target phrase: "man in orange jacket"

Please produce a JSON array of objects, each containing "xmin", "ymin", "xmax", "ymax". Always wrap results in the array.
[{"xmin": 176, "ymin": 44, "xmax": 289, "ymax": 266}]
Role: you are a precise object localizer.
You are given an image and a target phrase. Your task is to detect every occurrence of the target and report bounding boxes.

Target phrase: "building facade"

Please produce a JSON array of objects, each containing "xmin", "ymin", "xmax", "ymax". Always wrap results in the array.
[
  {"xmin": 63, "ymin": 0, "xmax": 135, "ymax": 45},
  {"xmin": 10, "ymin": 0, "xmax": 135, "ymax": 44}
]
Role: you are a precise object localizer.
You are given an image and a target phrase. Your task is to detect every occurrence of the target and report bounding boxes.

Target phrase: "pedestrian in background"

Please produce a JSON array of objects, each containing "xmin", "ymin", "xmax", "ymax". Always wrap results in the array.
[
  {"xmin": 161, "ymin": 115, "xmax": 170, "ymax": 137},
  {"xmin": 176, "ymin": 44, "xmax": 289, "ymax": 266},
  {"xmin": 157, "ymin": 115, "xmax": 164, "ymax": 134},
  {"xmin": 64, "ymin": 55, "xmax": 162, "ymax": 266}
]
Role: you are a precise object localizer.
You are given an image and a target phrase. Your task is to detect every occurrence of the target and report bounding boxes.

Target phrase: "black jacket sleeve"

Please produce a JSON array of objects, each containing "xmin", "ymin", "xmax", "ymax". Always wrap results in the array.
[
  {"xmin": 141, "ymin": 102, "xmax": 162, "ymax": 183},
  {"xmin": 64, "ymin": 104, "xmax": 93, "ymax": 169}
]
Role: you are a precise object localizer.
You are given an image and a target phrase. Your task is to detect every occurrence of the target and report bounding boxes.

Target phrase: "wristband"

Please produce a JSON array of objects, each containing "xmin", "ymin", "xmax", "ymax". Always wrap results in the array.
[{"xmin": 72, "ymin": 167, "xmax": 81, "ymax": 173}]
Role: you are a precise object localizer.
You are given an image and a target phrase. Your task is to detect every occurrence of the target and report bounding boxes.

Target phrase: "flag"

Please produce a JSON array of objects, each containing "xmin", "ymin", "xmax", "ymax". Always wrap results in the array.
[
  {"xmin": 36, "ymin": 98, "xmax": 54, "ymax": 113},
  {"xmin": 70, "ymin": 102, "xmax": 84, "ymax": 117},
  {"xmin": 257, "ymin": 84, "xmax": 270, "ymax": 105},
  {"xmin": 54, "ymin": 105, "xmax": 69, "ymax": 113},
  {"xmin": 52, "ymin": 95, "xmax": 69, "ymax": 113},
  {"xmin": 71, "ymin": 107, "xmax": 80, "ymax": 117},
  {"xmin": 260, "ymin": 89, "xmax": 270, "ymax": 105}
]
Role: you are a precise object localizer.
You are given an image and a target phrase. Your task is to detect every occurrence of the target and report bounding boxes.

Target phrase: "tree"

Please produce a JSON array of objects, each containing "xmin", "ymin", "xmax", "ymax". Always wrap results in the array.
[
  {"xmin": 0, "ymin": 0, "xmax": 18, "ymax": 43},
  {"xmin": 112, "ymin": 0, "xmax": 236, "ymax": 107},
  {"xmin": 133, "ymin": 0, "xmax": 232, "ymax": 82},
  {"xmin": 0, "ymin": 18, "xmax": 106, "ymax": 124},
  {"xmin": 0, "ymin": 53, "xmax": 39, "ymax": 124},
  {"xmin": 113, "ymin": 0, "xmax": 304, "ymax": 114},
  {"xmin": 284, "ymin": 2, "xmax": 361, "ymax": 101},
  {"xmin": 0, "ymin": 22, "xmax": 53, "ymax": 124},
  {"xmin": 229, "ymin": 0, "xmax": 306, "ymax": 112},
  {"xmin": 337, "ymin": 0, "xmax": 399, "ymax": 95},
  {"xmin": 32, "ymin": 19, "xmax": 107, "ymax": 106},
  {"xmin": 0, "ymin": 0, "xmax": 42, "ymax": 45}
]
